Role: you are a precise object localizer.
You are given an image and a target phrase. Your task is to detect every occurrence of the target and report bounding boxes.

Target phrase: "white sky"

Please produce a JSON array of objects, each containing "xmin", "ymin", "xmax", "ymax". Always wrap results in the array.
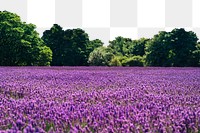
[
  {"xmin": 27, "ymin": 0, "xmax": 55, "ymax": 28},
  {"xmin": 26, "ymin": 0, "xmax": 166, "ymax": 43},
  {"xmin": 1, "ymin": 0, "xmax": 200, "ymax": 44}
]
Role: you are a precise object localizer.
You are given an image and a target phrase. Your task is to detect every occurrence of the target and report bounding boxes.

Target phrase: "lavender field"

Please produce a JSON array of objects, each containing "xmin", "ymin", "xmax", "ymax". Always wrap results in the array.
[{"xmin": 0, "ymin": 67, "xmax": 200, "ymax": 133}]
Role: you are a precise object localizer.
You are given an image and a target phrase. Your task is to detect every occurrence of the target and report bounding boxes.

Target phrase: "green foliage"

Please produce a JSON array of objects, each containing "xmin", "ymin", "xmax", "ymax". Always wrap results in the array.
[
  {"xmin": 121, "ymin": 56, "xmax": 144, "ymax": 66},
  {"xmin": 192, "ymin": 43, "xmax": 200, "ymax": 66},
  {"xmin": 145, "ymin": 31, "xmax": 171, "ymax": 66},
  {"xmin": 145, "ymin": 28, "xmax": 199, "ymax": 67},
  {"xmin": 1, "ymin": 11, "xmax": 199, "ymax": 67},
  {"xmin": 85, "ymin": 39, "xmax": 104, "ymax": 64},
  {"xmin": 42, "ymin": 25, "xmax": 101, "ymax": 66},
  {"xmin": 87, "ymin": 39, "xmax": 103, "ymax": 53},
  {"xmin": 128, "ymin": 38, "xmax": 149, "ymax": 56},
  {"xmin": 45, "ymin": 121, "xmax": 55, "ymax": 132},
  {"xmin": 169, "ymin": 29, "xmax": 198, "ymax": 66},
  {"xmin": 88, "ymin": 47, "xmax": 114, "ymax": 66},
  {"xmin": 0, "ymin": 11, "xmax": 52, "ymax": 66},
  {"xmin": 63, "ymin": 28, "xmax": 90, "ymax": 66},
  {"xmin": 41, "ymin": 24, "xmax": 64, "ymax": 66},
  {"xmin": 108, "ymin": 36, "xmax": 132, "ymax": 56},
  {"xmin": 37, "ymin": 46, "xmax": 52, "ymax": 66},
  {"xmin": 109, "ymin": 56, "xmax": 122, "ymax": 66},
  {"xmin": 108, "ymin": 37, "xmax": 147, "ymax": 67},
  {"xmin": 108, "ymin": 37, "xmax": 149, "ymax": 57},
  {"xmin": 109, "ymin": 55, "xmax": 144, "ymax": 66}
]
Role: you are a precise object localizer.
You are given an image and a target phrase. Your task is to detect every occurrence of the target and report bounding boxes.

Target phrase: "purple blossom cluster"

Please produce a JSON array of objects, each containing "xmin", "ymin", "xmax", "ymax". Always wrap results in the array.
[{"xmin": 0, "ymin": 67, "xmax": 200, "ymax": 133}]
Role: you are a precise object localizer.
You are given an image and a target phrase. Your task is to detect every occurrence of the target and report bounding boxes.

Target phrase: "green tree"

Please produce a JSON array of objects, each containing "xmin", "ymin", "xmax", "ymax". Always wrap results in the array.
[
  {"xmin": 65, "ymin": 28, "xmax": 90, "ymax": 66},
  {"xmin": 0, "ymin": 11, "xmax": 52, "ymax": 66},
  {"xmin": 108, "ymin": 37, "xmax": 149, "ymax": 57},
  {"xmin": 145, "ymin": 31, "xmax": 171, "ymax": 66},
  {"xmin": 108, "ymin": 36, "xmax": 132, "ymax": 56},
  {"xmin": 42, "ymin": 24, "xmax": 64, "ymax": 66},
  {"xmin": 145, "ymin": 28, "xmax": 199, "ymax": 67},
  {"xmin": 192, "ymin": 43, "xmax": 200, "ymax": 66},
  {"xmin": 42, "ymin": 26, "xmax": 100, "ymax": 66},
  {"xmin": 86, "ymin": 39, "xmax": 103, "ymax": 55},
  {"xmin": 128, "ymin": 38, "xmax": 149, "ymax": 56},
  {"xmin": 169, "ymin": 29, "xmax": 198, "ymax": 66},
  {"xmin": 88, "ymin": 47, "xmax": 114, "ymax": 66}
]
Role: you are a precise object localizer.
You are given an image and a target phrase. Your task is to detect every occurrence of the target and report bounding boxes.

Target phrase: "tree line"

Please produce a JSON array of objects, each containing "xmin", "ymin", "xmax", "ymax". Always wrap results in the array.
[{"xmin": 0, "ymin": 11, "xmax": 199, "ymax": 67}]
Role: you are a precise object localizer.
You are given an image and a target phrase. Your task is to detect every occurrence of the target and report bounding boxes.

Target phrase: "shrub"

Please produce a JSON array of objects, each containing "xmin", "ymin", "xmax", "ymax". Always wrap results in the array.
[
  {"xmin": 122, "ymin": 56, "xmax": 144, "ymax": 66},
  {"xmin": 109, "ymin": 56, "xmax": 122, "ymax": 66}
]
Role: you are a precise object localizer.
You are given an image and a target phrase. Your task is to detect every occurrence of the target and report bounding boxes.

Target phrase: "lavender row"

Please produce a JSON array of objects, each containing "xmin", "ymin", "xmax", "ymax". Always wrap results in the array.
[{"xmin": 0, "ymin": 67, "xmax": 200, "ymax": 133}]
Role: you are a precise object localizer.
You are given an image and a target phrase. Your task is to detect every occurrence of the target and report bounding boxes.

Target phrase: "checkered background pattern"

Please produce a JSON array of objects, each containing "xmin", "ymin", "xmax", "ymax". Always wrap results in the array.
[{"xmin": 0, "ymin": 0, "xmax": 200, "ymax": 45}]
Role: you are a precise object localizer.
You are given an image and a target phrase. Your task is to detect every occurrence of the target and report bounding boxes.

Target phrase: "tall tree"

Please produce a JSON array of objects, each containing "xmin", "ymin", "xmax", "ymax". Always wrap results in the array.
[
  {"xmin": 145, "ymin": 28, "xmax": 199, "ymax": 67},
  {"xmin": 60, "ymin": 28, "xmax": 90, "ymax": 66},
  {"xmin": 0, "ymin": 11, "xmax": 52, "ymax": 66},
  {"xmin": 169, "ymin": 28, "xmax": 198, "ymax": 66},
  {"xmin": 145, "ymin": 31, "xmax": 171, "ymax": 66},
  {"xmin": 42, "ymin": 24, "xmax": 65, "ymax": 66},
  {"xmin": 65, "ymin": 28, "xmax": 90, "ymax": 66},
  {"xmin": 42, "ymin": 26, "xmax": 102, "ymax": 66}
]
